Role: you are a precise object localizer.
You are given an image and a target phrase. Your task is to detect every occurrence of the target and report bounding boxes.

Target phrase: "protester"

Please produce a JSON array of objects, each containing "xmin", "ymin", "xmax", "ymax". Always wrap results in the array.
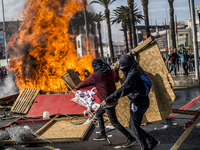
[
  {"xmin": 76, "ymin": 58, "xmax": 135, "ymax": 148},
  {"xmin": 176, "ymin": 53, "xmax": 180, "ymax": 72},
  {"xmin": 101, "ymin": 55, "xmax": 160, "ymax": 150},
  {"xmin": 3, "ymin": 67, "xmax": 7, "ymax": 80},
  {"xmin": 165, "ymin": 48, "xmax": 177, "ymax": 76},
  {"xmin": 178, "ymin": 47, "xmax": 188, "ymax": 76},
  {"xmin": 188, "ymin": 52, "xmax": 194, "ymax": 72},
  {"xmin": 0, "ymin": 66, "xmax": 4, "ymax": 81}
]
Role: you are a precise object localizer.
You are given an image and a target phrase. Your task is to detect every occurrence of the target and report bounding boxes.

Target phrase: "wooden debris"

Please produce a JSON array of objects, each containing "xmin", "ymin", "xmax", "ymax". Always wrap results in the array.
[
  {"xmin": 114, "ymin": 36, "xmax": 176, "ymax": 126},
  {"xmin": 36, "ymin": 115, "xmax": 93, "ymax": 142},
  {"xmin": 11, "ymin": 89, "xmax": 40, "ymax": 114},
  {"xmin": 0, "ymin": 93, "xmax": 19, "ymax": 106}
]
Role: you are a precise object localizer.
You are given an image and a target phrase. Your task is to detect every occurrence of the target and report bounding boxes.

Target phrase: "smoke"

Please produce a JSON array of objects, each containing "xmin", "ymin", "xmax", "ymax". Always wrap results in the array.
[{"xmin": 0, "ymin": 72, "xmax": 19, "ymax": 98}]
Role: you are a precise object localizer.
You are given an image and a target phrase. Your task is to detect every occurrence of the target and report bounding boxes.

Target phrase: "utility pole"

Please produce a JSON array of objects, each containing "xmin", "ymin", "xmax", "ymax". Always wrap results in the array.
[
  {"xmin": 1, "ymin": 0, "xmax": 7, "ymax": 64},
  {"xmin": 83, "ymin": 0, "xmax": 89, "ymax": 52},
  {"xmin": 189, "ymin": 0, "xmax": 199, "ymax": 78}
]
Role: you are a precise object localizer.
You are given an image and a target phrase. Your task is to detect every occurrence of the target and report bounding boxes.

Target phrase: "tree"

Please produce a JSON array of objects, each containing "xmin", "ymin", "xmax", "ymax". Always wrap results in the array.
[
  {"xmin": 128, "ymin": 0, "xmax": 137, "ymax": 47},
  {"xmin": 112, "ymin": 5, "xmax": 143, "ymax": 53},
  {"xmin": 71, "ymin": 10, "xmax": 96, "ymax": 35},
  {"xmin": 95, "ymin": 12, "xmax": 104, "ymax": 58},
  {"xmin": 141, "ymin": 0, "xmax": 150, "ymax": 38},
  {"xmin": 90, "ymin": 0, "xmax": 116, "ymax": 58},
  {"xmin": 168, "ymin": 0, "xmax": 176, "ymax": 49}
]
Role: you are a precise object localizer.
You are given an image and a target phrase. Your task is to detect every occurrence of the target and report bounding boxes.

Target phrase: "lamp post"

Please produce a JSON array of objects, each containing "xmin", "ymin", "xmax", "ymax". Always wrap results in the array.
[
  {"xmin": 1, "ymin": 0, "xmax": 7, "ymax": 64},
  {"xmin": 189, "ymin": 0, "xmax": 199, "ymax": 78}
]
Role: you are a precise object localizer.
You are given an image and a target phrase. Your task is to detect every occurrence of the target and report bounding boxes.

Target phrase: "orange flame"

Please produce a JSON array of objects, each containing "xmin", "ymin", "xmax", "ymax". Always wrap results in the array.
[{"xmin": 7, "ymin": 0, "xmax": 95, "ymax": 92}]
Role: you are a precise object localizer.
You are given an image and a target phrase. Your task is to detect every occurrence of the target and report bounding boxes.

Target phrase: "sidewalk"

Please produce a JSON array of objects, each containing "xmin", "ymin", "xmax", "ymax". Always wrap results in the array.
[{"xmin": 168, "ymin": 64, "xmax": 200, "ymax": 88}]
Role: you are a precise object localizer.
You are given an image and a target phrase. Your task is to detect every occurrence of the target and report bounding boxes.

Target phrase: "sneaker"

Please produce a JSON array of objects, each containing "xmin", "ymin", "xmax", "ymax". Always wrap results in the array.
[
  {"xmin": 93, "ymin": 134, "xmax": 107, "ymax": 141},
  {"xmin": 149, "ymin": 141, "xmax": 160, "ymax": 150},
  {"xmin": 122, "ymin": 139, "xmax": 136, "ymax": 148}
]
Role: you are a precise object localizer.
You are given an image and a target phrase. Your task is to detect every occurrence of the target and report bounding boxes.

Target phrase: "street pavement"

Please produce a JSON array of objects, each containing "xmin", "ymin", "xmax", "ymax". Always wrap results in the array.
[{"xmin": 1, "ymin": 78, "xmax": 200, "ymax": 150}]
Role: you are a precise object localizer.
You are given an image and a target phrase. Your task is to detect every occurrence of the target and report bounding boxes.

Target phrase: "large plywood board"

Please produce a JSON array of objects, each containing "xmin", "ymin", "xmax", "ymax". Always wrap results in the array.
[
  {"xmin": 37, "ymin": 116, "xmax": 93, "ymax": 141},
  {"xmin": 114, "ymin": 37, "xmax": 175, "ymax": 126}
]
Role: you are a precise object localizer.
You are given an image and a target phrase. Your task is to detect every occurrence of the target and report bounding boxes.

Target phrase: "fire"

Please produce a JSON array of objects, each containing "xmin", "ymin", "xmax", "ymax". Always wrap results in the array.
[{"xmin": 7, "ymin": 0, "xmax": 95, "ymax": 92}]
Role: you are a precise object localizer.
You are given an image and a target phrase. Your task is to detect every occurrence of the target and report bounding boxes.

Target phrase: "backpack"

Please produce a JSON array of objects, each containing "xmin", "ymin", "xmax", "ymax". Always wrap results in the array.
[{"xmin": 129, "ymin": 66, "xmax": 152, "ymax": 96}]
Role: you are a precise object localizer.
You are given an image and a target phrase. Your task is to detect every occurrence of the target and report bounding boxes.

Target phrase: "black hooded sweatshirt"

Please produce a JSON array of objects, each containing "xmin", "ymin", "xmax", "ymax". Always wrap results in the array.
[{"xmin": 104, "ymin": 55, "xmax": 149, "ymax": 106}]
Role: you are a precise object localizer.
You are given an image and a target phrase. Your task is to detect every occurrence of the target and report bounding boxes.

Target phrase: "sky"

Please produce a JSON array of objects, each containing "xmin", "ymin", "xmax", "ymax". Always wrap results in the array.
[{"xmin": 0, "ymin": 0, "xmax": 200, "ymax": 42}]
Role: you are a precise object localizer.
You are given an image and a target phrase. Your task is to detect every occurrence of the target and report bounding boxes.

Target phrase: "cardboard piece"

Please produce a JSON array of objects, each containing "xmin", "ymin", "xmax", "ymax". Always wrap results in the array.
[
  {"xmin": 114, "ymin": 37, "xmax": 176, "ymax": 126},
  {"xmin": 62, "ymin": 69, "xmax": 81, "ymax": 89}
]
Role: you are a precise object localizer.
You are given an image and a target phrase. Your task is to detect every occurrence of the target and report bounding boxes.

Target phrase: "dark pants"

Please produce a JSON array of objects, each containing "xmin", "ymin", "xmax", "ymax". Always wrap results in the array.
[
  {"xmin": 168, "ymin": 61, "xmax": 176, "ymax": 75},
  {"xmin": 129, "ymin": 102, "xmax": 156, "ymax": 150},
  {"xmin": 182, "ymin": 62, "xmax": 188, "ymax": 76},
  {"xmin": 96, "ymin": 106, "xmax": 133, "ymax": 140}
]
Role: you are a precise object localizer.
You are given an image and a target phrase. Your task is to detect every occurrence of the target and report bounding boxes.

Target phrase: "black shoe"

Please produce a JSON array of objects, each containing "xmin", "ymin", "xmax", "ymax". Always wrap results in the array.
[
  {"xmin": 93, "ymin": 134, "xmax": 107, "ymax": 141},
  {"xmin": 122, "ymin": 139, "xmax": 136, "ymax": 148},
  {"xmin": 149, "ymin": 141, "xmax": 160, "ymax": 150}
]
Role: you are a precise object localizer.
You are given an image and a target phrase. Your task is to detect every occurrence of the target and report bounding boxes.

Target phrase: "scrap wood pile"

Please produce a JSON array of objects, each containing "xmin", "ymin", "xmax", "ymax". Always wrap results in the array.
[{"xmin": 0, "ymin": 36, "xmax": 176, "ymax": 144}]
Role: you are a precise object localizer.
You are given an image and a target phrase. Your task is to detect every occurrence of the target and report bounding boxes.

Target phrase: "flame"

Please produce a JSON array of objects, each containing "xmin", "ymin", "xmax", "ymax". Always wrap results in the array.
[{"xmin": 7, "ymin": 0, "xmax": 95, "ymax": 92}]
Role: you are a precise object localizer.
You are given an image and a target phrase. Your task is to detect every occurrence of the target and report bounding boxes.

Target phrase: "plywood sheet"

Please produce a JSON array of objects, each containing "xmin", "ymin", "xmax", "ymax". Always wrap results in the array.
[
  {"xmin": 38, "ymin": 116, "xmax": 92, "ymax": 141},
  {"xmin": 114, "ymin": 37, "xmax": 176, "ymax": 126}
]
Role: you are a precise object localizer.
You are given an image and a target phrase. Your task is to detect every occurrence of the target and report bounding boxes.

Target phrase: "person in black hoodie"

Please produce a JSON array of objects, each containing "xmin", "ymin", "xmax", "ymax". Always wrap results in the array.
[
  {"xmin": 101, "ymin": 55, "xmax": 160, "ymax": 150},
  {"xmin": 76, "ymin": 58, "xmax": 135, "ymax": 148}
]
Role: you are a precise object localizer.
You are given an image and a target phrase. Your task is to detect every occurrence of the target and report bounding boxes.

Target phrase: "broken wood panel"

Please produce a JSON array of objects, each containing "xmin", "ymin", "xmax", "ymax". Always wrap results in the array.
[
  {"xmin": 37, "ymin": 117, "xmax": 92, "ymax": 141},
  {"xmin": 114, "ymin": 37, "xmax": 175, "ymax": 126},
  {"xmin": 11, "ymin": 89, "xmax": 40, "ymax": 114}
]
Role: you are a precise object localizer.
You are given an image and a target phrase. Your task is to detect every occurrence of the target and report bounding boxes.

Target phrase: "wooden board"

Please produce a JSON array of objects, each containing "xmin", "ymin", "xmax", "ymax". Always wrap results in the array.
[
  {"xmin": 114, "ymin": 36, "xmax": 176, "ymax": 126},
  {"xmin": 11, "ymin": 89, "xmax": 40, "ymax": 114},
  {"xmin": 37, "ymin": 116, "xmax": 93, "ymax": 141},
  {"xmin": 0, "ymin": 115, "xmax": 93, "ymax": 144},
  {"xmin": 170, "ymin": 113, "xmax": 200, "ymax": 150},
  {"xmin": 0, "ymin": 93, "xmax": 19, "ymax": 106}
]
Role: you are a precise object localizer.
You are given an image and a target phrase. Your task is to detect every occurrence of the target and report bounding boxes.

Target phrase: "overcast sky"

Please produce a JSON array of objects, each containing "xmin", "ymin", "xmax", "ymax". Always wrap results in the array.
[{"xmin": 0, "ymin": 0, "xmax": 200, "ymax": 42}]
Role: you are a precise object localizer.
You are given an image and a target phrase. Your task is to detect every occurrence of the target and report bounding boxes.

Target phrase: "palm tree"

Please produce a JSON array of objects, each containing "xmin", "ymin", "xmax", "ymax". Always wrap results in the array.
[
  {"xmin": 90, "ymin": 0, "xmax": 116, "ymax": 58},
  {"xmin": 168, "ymin": 0, "xmax": 176, "ymax": 49},
  {"xmin": 127, "ymin": 0, "xmax": 137, "ymax": 47},
  {"xmin": 71, "ymin": 10, "xmax": 96, "ymax": 35},
  {"xmin": 112, "ymin": 5, "xmax": 143, "ymax": 53},
  {"xmin": 94, "ymin": 12, "xmax": 104, "ymax": 58},
  {"xmin": 141, "ymin": 0, "xmax": 150, "ymax": 38}
]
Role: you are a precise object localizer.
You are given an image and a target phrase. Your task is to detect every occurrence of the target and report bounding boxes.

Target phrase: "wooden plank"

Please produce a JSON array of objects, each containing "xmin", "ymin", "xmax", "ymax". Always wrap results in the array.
[
  {"xmin": 38, "ymin": 117, "xmax": 92, "ymax": 139},
  {"xmin": 0, "ymin": 93, "xmax": 19, "ymax": 102},
  {"xmin": 129, "ymin": 36, "xmax": 154, "ymax": 54},
  {"xmin": 172, "ymin": 109, "xmax": 199, "ymax": 115},
  {"xmin": 11, "ymin": 89, "xmax": 40, "ymax": 114},
  {"xmin": 0, "ymin": 117, "xmax": 22, "ymax": 130},
  {"xmin": 16, "ymin": 89, "xmax": 31, "ymax": 113},
  {"xmin": 35, "ymin": 115, "xmax": 59, "ymax": 135},
  {"xmin": 24, "ymin": 89, "xmax": 40, "ymax": 114},
  {"xmin": 11, "ymin": 89, "xmax": 25, "ymax": 112},
  {"xmin": 20, "ymin": 89, "xmax": 34, "ymax": 113},
  {"xmin": 170, "ymin": 113, "xmax": 200, "ymax": 150},
  {"xmin": 13, "ymin": 89, "xmax": 29, "ymax": 112},
  {"xmin": 80, "ymin": 119, "xmax": 93, "ymax": 140},
  {"xmin": 173, "ymin": 87, "xmax": 188, "ymax": 89}
]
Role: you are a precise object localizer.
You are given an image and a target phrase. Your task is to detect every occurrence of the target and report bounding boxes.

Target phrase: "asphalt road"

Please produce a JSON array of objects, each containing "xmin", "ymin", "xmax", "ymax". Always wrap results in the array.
[{"xmin": 1, "ymin": 88, "xmax": 200, "ymax": 150}]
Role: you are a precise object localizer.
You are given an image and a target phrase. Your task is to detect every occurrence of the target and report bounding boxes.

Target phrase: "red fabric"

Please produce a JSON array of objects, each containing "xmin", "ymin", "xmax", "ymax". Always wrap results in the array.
[
  {"xmin": 26, "ymin": 86, "xmax": 100, "ymax": 117},
  {"xmin": 169, "ymin": 53, "xmax": 177, "ymax": 63},
  {"xmin": 76, "ymin": 69, "xmax": 119, "ymax": 102}
]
